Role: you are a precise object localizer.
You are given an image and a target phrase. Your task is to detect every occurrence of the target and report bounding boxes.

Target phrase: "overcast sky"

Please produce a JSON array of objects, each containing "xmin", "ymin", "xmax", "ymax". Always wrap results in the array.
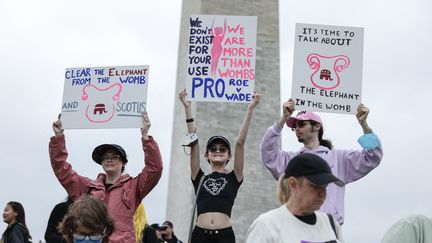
[{"xmin": 1, "ymin": 0, "xmax": 431, "ymax": 242}]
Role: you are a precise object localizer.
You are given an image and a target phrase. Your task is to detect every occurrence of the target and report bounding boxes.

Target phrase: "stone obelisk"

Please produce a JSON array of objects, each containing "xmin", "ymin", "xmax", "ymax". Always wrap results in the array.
[{"xmin": 167, "ymin": 0, "xmax": 280, "ymax": 242}]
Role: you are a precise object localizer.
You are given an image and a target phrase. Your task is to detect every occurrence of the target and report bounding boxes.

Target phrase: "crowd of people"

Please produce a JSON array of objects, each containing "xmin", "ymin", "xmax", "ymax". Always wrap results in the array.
[{"xmin": 2, "ymin": 91, "xmax": 430, "ymax": 243}]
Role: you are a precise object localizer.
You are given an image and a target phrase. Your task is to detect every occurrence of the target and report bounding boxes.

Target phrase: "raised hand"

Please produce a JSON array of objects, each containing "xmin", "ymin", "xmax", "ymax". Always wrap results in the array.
[
  {"xmin": 248, "ymin": 91, "xmax": 261, "ymax": 110},
  {"xmin": 141, "ymin": 112, "xmax": 151, "ymax": 139},
  {"xmin": 356, "ymin": 104, "xmax": 369, "ymax": 124},
  {"xmin": 52, "ymin": 113, "xmax": 64, "ymax": 137},
  {"xmin": 282, "ymin": 98, "xmax": 295, "ymax": 118},
  {"xmin": 179, "ymin": 88, "xmax": 191, "ymax": 109},
  {"xmin": 356, "ymin": 104, "xmax": 372, "ymax": 133},
  {"xmin": 277, "ymin": 98, "xmax": 296, "ymax": 128}
]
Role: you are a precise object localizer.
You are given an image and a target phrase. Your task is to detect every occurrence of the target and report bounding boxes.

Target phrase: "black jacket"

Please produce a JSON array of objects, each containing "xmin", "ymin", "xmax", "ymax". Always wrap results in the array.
[
  {"xmin": 44, "ymin": 200, "xmax": 72, "ymax": 243},
  {"xmin": 1, "ymin": 222, "xmax": 31, "ymax": 243},
  {"xmin": 142, "ymin": 225, "xmax": 159, "ymax": 243},
  {"xmin": 164, "ymin": 234, "xmax": 183, "ymax": 243}
]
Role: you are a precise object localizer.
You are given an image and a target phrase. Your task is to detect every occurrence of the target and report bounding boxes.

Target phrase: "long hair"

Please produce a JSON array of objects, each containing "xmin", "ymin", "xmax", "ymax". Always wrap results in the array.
[
  {"xmin": 58, "ymin": 196, "xmax": 115, "ymax": 243},
  {"xmin": 6, "ymin": 201, "xmax": 31, "ymax": 239},
  {"xmin": 134, "ymin": 203, "xmax": 147, "ymax": 243},
  {"xmin": 311, "ymin": 121, "xmax": 333, "ymax": 150}
]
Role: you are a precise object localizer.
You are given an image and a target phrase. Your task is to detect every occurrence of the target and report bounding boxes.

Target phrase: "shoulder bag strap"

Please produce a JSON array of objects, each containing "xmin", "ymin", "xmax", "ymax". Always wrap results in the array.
[
  {"xmin": 187, "ymin": 175, "xmax": 205, "ymax": 243},
  {"xmin": 326, "ymin": 213, "xmax": 338, "ymax": 240}
]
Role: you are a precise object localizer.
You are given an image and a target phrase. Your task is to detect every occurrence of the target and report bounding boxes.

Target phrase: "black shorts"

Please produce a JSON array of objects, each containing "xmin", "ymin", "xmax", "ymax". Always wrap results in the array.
[{"xmin": 191, "ymin": 225, "xmax": 235, "ymax": 243}]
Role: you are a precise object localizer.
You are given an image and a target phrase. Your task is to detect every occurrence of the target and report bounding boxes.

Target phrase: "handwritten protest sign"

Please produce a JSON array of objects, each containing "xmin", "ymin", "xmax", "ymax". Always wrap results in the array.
[
  {"xmin": 61, "ymin": 65, "xmax": 149, "ymax": 129},
  {"xmin": 186, "ymin": 15, "xmax": 257, "ymax": 103},
  {"xmin": 291, "ymin": 23, "xmax": 364, "ymax": 114}
]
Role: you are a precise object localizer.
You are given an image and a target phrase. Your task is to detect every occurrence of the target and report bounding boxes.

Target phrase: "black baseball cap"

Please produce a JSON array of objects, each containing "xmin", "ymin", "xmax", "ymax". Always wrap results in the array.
[
  {"xmin": 150, "ymin": 223, "xmax": 166, "ymax": 231},
  {"xmin": 206, "ymin": 136, "xmax": 231, "ymax": 151},
  {"xmin": 284, "ymin": 153, "xmax": 344, "ymax": 187},
  {"xmin": 92, "ymin": 144, "xmax": 128, "ymax": 164}
]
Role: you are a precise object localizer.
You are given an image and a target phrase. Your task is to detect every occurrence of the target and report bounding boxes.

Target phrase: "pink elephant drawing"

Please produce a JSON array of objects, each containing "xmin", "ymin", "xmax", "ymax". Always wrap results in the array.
[
  {"xmin": 306, "ymin": 53, "xmax": 350, "ymax": 90},
  {"xmin": 81, "ymin": 83, "xmax": 123, "ymax": 123}
]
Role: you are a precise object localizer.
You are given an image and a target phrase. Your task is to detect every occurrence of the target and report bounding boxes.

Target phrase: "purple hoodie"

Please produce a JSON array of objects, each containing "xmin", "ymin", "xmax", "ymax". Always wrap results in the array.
[{"xmin": 260, "ymin": 123, "xmax": 383, "ymax": 224}]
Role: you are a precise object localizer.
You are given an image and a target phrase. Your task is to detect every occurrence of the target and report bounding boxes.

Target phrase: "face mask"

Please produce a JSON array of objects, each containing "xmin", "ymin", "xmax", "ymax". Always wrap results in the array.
[{"xmin": 73, "ymin": 239, "xmax": 102, "ymax": 243}]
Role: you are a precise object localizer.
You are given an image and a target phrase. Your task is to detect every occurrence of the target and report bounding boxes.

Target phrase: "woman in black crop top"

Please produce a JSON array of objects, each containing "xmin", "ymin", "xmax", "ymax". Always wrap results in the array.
[{"xmin": 179, "ymin": 89, "xmax": 260, "ymax": 243}]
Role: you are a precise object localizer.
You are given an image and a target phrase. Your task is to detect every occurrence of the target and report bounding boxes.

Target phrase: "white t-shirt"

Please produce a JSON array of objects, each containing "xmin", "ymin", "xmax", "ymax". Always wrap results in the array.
[{"xmin": 246, "ymin": 205, "xmax": 344, "ymax": 243}]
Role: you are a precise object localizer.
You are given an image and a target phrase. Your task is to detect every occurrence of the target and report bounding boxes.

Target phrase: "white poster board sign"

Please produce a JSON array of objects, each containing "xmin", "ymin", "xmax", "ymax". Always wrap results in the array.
[
  {"xmin": 186, "ymin": 15, "xmax": 257, "ymax": 103},
  {"xmin": 61, "ymin": 65, "xmax": 148, "ymax": 129},
  {"xmin": 291, "ymin": 23, "xmax": 364, "ymax": 114}
]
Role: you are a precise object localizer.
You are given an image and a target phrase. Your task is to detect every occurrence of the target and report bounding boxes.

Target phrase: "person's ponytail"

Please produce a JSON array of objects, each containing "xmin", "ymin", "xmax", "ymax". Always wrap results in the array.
[{"xmin": 318, "ymin": 126, "xmax": 333, "ymax": 150}]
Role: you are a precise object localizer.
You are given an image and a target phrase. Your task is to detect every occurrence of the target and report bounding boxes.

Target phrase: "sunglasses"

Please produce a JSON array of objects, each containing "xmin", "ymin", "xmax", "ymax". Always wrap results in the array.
[
  {"xmin": 208, "ymin": 147, "xmax": 228, "ymax": 153},
  {"xmin": 101, "ymin": 154, "xmax": 121, "ymax": 161},
  {"xmin": 291, "ymin": 120, "xmax": 311, "ymax": 131},
  {"xmin": 73, "ymin": 233, "xmax": 104, "ymax": 241}
]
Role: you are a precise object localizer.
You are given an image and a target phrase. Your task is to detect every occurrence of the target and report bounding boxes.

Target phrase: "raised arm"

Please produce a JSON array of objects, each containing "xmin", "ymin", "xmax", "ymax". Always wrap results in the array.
[
  {"xmin": 233, "ymin": 92, "xmax": 260, "ymax": 181},
  {"xmin": 179, "ymin": 89, "xmax": 200, "ymax": 179},
  {"xmin": 339, "ymin": 104, "xmax": 383, "ymax": 183},
  {"xmin": 49, "ymin": 114, "xmax": 91, "ymax": 199},
  {"xmin": 260, "ymin": 99, "xmax": 297, "ymax": 180},
  {"xmin": 137, "ymin": 112, "xmax": 163, "ymax": 200}
]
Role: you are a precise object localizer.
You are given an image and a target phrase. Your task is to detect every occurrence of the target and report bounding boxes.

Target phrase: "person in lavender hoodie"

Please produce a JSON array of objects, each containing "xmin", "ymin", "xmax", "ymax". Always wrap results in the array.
[{"xmin": 260, "ymin": 98, "xmax": 383, "ymax": 225}]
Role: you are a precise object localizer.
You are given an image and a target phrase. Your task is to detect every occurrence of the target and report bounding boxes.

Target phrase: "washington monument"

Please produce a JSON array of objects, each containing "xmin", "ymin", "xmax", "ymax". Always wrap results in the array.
[{"xmin": 167, "ymin": 0, "xmax": 280, "ymax": 241}]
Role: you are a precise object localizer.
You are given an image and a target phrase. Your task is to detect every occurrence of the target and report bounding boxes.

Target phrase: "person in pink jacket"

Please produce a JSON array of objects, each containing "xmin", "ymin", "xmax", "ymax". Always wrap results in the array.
[
  {"xmin": 260, "ymin": 98, "xmax": 383, "ymax": 225},
  {"xmin": 49, "ymin": 112, "xmax": 163, "ymax": 243}
]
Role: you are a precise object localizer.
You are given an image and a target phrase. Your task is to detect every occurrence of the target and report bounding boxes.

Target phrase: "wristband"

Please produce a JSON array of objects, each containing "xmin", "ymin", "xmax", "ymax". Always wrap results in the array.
[{"xmin": 186, "ymin": 118, "xmax": 194, "ymax": 123}]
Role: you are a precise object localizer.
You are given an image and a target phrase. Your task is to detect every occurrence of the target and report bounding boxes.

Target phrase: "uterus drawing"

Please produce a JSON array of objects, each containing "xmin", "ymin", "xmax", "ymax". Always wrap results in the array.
[
  {"xmin": 306, "ymin": 53, "xmax": 350, "ymax": 90},
  {"xmin": 81, "ymin": 83, "xmax": 123, "ymax": 123}
]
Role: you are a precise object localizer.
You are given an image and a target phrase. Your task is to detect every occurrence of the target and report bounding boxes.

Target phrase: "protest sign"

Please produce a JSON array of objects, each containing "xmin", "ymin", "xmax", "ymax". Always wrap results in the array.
[
  {"xmin": 186, "ymin": 15, "xmax": 257, "ymax": 103},
  {"xmin": 61, "ymin": 65, "xmax": 148, "ymax": 129},
  {"xmin": 291, "ymin": 23, "xmax": 364, "ymax": 114}
]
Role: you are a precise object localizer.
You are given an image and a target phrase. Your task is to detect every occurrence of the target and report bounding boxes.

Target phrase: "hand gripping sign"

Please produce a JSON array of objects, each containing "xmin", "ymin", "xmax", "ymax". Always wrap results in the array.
[{"xmin": 61, "ymin": 65, "xmax": 149, "ymax": 129}]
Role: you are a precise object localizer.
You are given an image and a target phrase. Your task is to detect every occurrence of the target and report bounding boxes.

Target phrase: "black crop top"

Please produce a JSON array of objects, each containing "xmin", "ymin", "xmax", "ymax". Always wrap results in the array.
[{"xmin": 192, "ymin": 169, "xmax": 242, "ymax": 217}]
